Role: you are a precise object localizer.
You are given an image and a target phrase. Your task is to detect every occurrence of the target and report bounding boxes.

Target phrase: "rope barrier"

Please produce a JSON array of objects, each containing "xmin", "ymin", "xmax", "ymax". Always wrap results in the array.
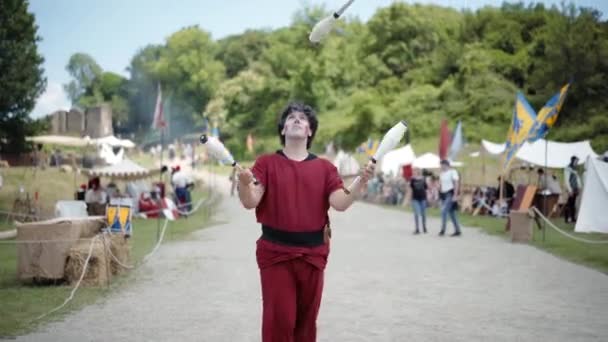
[
  {"xmin": 12, "ymin": 167, "xmax": 222, "ymax": 322},
  {"xmin": 530, "ymin": 207, "xmax": 608, "ymax": 244},
  {"xmin": 101, "ymin": 232, "xmax": 135, "ymax": 270},
  {"xmin": 0, "ymin": 193, "xmax": 219, "ymax": 245},
  {"xmin": 31, "ymin": 235, "xmax": 99, "ymax": 322}
]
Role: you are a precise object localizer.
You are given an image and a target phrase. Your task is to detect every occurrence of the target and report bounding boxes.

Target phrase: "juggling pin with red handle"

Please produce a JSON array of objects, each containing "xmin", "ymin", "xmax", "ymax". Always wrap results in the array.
[
  {"xmin": 346, "ymin": 120, "xmax": 409, "ymax": 193},
  {"xmin": 200, "ymin": 134, "xmax": 259, "ymax": 185}
]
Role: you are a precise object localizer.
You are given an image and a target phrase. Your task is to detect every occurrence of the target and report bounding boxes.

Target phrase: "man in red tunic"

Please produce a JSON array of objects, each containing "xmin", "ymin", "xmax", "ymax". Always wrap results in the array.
[{"xmin": 237, "ymin": 102, "xmax": 374, "ymax": 342}]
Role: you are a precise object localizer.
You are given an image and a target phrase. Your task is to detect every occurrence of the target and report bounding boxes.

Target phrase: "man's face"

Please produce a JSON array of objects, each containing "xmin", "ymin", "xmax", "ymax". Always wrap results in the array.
[
  {"xmin": 440, "ymin": 163, "xmax": 448, "ymax": 172},
  {"xmin": 282, "ymin": 111, "xmax": 311, "ymax": 140}
]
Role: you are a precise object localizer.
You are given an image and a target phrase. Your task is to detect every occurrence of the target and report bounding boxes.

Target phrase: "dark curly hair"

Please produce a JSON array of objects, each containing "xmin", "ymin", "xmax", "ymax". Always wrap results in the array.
[{"xmin": 277, "ymin": 102, "xmax": 318, "ymax": 149}]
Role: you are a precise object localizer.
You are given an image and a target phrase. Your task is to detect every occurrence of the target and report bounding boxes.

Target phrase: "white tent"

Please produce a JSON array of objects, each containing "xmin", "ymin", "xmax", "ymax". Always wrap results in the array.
[
  {"xmin": 92, "ymin": 135, "xmax": 135, "ymax": 149},
  {"xmin": 98, "ymin": 143, "xmax": 125, "ymax": 165},
  {"xmin": 92, "ymin": 135, "xmax": 136, "ymax": 165},
  {"xmin": 412, "ymin": 152, "xmax": 463, "ymax": 169},
  {"xmin": 481, "ymin": 140, "xmax": 506, "ymax": 155},
  {"xmin": 333, "ymin": 150, "xmax": 360, "ymax": 177},
  {"xmin": 83, "ymin": 158, "xmax": 158, "ymax": 180},
  {"xmin": 575, "ymin": 157, "xmax": 608, "ymax": 233},
  {"xmin": 481, "ymin": 139, "xmax": 597, "ymax": 168},
  {"xmin": 26, "ymin": 135, "xmax": 91, "ymax": 147},
  {"xmin": 26, "ymin": 134, "xmax": 135, "ymax": 149},
  {"xmin": 380, "ymin": 144, "xmax": 416, "ymax": 175}
]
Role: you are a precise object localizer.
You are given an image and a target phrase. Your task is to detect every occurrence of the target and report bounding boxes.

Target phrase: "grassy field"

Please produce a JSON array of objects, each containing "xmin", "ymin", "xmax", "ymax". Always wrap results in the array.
[
  {"xmin": 0, "ymin": 167, "xmax": 89, "ymax": 225},
  {"xmin": 390, "ymin": 205, "xmax": 608, "ymax": 274},
  {"xmin": 0, "ymin": 165, "xmax": 220, "ymax": 337}
]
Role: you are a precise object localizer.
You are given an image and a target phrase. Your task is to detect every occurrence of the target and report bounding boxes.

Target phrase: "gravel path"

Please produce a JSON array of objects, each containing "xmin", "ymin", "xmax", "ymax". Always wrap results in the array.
[{"xmin": 12, "ymin": 172, "xmax": 608, "ymax": 341}]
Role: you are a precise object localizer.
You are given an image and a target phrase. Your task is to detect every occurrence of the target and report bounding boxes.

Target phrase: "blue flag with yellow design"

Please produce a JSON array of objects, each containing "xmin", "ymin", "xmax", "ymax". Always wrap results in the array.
[
  {"xmin": 356, "ymin": 138, "xmax": 379, "ymax": 157},
  {"xmin": 502, "ymin": 93, "xmax": 537, "ymax": 173},
  {"xmin": 527, "ymin": 83, "xmax": 570, "ymax": 143}
]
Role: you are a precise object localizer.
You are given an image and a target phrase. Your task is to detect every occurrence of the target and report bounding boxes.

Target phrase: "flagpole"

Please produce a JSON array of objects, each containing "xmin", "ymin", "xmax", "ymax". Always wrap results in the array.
[
  {"xmin": 157, "ymin": 128, "xmax": 163, "ymax": 243},
  {"xmin": 153, "ymin": 82, "xmax": 165, "ymax": 244},
  {"xmin": 542, "ymin": 139, "xmax": 548, "ymax": 242}
]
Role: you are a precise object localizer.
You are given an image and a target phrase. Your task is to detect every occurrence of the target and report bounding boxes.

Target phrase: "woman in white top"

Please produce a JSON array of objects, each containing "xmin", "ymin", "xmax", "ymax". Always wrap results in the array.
[{"xmin": 438, "ymin": 160, "xmax": 461, "ymax": 236}]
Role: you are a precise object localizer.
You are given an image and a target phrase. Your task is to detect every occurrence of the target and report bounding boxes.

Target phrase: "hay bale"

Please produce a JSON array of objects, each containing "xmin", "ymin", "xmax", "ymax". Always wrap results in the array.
[
  {"xmin": 107, "ymin": 233, "xmax": 131, "ymax": 275},
  {"xmin": 76, "ymin": 217, "xmax": 105, "ymax": 238},
  {"xmin": 64, "ymin": 237, "xmax": 110, "ymax": 286},
  {"xmin": 60, "ymin": 165, "xmax": 72, "ymax": 173}
]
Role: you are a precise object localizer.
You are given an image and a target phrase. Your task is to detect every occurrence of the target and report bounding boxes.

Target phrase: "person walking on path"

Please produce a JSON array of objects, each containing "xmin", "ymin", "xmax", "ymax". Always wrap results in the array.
[
  {"xmin": 408, "ymin": 168, "xmax": 428, "ymax": 234},
  {"xmin": 438, "ymin": 159, "xmax": 462, "ymax": 237}
]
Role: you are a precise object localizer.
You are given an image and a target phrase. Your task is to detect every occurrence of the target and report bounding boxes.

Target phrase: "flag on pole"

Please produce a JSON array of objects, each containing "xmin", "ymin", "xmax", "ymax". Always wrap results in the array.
[
  {"xmin": 527, "ymin": 82, "xmax": 570, "ymax": 143},
  {"xmin": 502, "ymin": 93, "xmax": 537, "ymax": 173},
  {"xmin": 438, "ymin": 119, "xmax": 451, "ymax": 160},
  {"xmin": 152, "ymin": 83, "xmax": 166, "ymax": 130},
  {"xmin": 448, "ymin": 120, "xmax": 464, "ymax": 161}
]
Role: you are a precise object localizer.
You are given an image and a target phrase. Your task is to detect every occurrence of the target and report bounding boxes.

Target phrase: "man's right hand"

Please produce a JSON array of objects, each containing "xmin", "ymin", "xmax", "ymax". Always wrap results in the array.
[{"xmin": 237, "ymin": 168, "xmax": 254, "ymax": 187}]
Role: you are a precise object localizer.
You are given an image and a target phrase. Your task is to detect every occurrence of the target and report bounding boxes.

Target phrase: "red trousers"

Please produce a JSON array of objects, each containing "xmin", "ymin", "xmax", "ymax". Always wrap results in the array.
[{"xmin": 257, "ymin": 239, "xmax": 329, "ymax": 342}]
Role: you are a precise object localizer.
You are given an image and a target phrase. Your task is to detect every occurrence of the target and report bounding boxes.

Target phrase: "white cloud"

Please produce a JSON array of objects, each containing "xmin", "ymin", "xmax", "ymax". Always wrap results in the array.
[{"xmin": 30, "ymin": 82, "xmax": 71, "ymax": 119}]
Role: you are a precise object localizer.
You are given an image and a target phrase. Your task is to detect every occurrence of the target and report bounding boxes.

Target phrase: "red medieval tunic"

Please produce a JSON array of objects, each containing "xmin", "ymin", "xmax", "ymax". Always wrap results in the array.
[{"xmin": 251, "ymin": 151, "xmax": 343, "ymax": 342}]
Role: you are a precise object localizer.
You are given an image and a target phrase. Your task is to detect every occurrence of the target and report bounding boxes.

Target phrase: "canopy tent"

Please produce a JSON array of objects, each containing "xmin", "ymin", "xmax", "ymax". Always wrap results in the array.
[
  {"xmin": 412, "ymin": 152, "xmax": 463, "ymax": 169},
  {"xmin": 26, "ymin": 134, "xmax": 136, "ymax": 149},
  {"xmin": 92, "ymin": 135, "xmax": 135, "ymax": 149},
  {"xmin": 575, "ymin": 157, "xmax": 608, "ymax": 233},
  {"xmin": 481, "ymin": 140, "xmax": 506, "ymax": 155},
  {"xmin": 333, "ymin": 150, "xmax": 360, "ymax": 177},
  {"xmin": 26, "ymin": 135, "xmax": 91, "ymax": 147},
  {"xmin": 83, "ymin": 158, "xmax": 158, "ymax": 180},
  {"xmin": 481, "ymin": 139, "xmax": 597, "ymax": 168},
  {"xmin": 98, "ymin": 143, "xmax": 125, "ymax": 165},
  {"xmin": 380, "ymin": 145, "xmax": 416, "ymax": 175}
]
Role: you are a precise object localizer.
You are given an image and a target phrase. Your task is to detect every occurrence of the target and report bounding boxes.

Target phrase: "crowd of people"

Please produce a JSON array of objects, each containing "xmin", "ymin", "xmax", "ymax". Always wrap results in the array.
[{"xmin": 359, "ymin": 153, "xmax": 594, "ymax": 234}]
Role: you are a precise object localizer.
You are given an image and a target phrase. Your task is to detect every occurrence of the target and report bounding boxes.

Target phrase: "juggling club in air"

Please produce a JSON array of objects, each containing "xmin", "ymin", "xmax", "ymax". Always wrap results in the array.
[
  {"xmin": 199, "ymin": 134, "xmax": 259, "ymax": 185},
  {"xmin": 309, "ymin": 0, "xmax": 356, "ymax": 43}
]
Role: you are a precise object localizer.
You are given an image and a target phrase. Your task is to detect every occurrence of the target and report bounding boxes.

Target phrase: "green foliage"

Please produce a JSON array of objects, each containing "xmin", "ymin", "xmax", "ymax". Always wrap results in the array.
[
  {"xmin": 0, "ymin": 0, "xmax": 46, "ymax": 153},
  {"xmin": 56, "ymin": 2, "xmax": 608, "ymax": 156},
  {"xmin": 64, "ymin": 54, "xmax": 131, "ymax": 132},
  {"xmin": 63, "ymin": 53, "xmax": 102, "ymax": 103}
]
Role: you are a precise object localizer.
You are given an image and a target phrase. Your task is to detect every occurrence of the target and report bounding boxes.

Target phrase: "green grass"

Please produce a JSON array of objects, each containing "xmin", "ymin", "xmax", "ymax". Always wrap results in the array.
[
  {"xmin": 389, "ymin": 204, "xmax": 608, "ymax": 274},
  {"xmin": 528, "ymin": 221, "xmax": 608, "ymax": 274},
  {"xmin": 0, "ymin": 221, "xmax": 13, "ymax": 232},
  {"xmin": 0, "ymin": 190, "xmax": 219, "ymax": 338},
  {"xmin": 0, "ymin": 167, "xmax": 89, "ymax": 220}
]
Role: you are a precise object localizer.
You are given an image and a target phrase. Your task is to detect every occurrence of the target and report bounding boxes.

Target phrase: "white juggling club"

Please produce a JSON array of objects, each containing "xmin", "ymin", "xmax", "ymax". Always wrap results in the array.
[
  {"xmin": 200, "ymin": 134, "xmax": 259, "ymax": 184},
  {"xmin": 347, "ymin": 120, "xmax": 409, "ymax": 192},
  {"xmin": 200, "ymin": 134, "xmax": 235, "ymax": 166},
  {"xmin": 309, "ymin": 0, "xmax": 355, "ymax": 43}
]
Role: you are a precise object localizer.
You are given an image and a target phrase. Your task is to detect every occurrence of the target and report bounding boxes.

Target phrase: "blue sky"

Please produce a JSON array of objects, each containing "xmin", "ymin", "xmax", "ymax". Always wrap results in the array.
[{"xmin": 28, "ymin": 0, "xmax": 607, "ymax": 118}]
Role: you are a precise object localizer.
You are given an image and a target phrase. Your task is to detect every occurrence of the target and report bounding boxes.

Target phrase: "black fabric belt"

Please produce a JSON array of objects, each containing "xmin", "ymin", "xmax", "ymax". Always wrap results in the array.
[{"xmin": 261, "ymin": 225, "xmax": 325, "ymax": 247}]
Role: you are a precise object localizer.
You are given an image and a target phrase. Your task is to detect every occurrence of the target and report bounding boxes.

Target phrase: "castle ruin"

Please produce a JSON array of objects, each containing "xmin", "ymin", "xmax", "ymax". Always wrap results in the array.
[{"xmin": 50, "ymin": 104, "xmax": 113, "ymax": 138}]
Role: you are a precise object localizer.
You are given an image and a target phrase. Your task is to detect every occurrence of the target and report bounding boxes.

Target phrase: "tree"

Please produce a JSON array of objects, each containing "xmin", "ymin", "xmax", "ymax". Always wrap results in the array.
[
  {"xmin": 63, "ymin": 52, "xmax": 102, "ymax": 104},
  {"xmin": 0, "ymin": 0, "xmax": 46, "ymax": 153},
  {"xmin": 216, "ymin": 30, "xmax": 270, "ymax": 78}
]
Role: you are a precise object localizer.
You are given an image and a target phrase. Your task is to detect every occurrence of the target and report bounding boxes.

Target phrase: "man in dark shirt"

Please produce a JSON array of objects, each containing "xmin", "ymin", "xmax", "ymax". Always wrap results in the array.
[{"xmin": 498, "ymin": 176, "xmax": 515, "ymax": 212}]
